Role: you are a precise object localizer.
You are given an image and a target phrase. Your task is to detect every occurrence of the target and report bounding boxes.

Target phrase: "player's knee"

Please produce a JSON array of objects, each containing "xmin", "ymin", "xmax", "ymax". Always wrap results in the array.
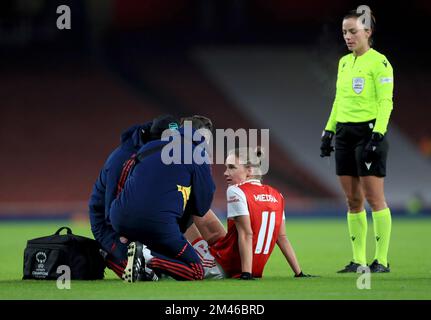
[{"xmin": 208, "ymin": 230, "xmax": 227, "ymax": 245}]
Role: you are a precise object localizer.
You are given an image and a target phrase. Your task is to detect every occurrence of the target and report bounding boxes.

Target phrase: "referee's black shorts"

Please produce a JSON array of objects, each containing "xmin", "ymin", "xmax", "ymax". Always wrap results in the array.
[{"xmin": 335, "ymin": 119, "xmax": 388, "ymax": 177}]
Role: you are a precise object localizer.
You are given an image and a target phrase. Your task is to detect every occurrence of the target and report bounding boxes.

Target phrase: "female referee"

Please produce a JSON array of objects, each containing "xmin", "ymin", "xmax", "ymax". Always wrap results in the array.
[{"xmin": 320, "ymin": 9, "xmax": 394, "ymax": 273}]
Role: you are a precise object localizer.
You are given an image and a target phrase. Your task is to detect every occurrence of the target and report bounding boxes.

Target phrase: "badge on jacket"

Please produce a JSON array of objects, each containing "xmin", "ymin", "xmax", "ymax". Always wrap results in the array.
[{"xmin": 352, "ymin": 77, "xmax": 365, "ymax": 94}]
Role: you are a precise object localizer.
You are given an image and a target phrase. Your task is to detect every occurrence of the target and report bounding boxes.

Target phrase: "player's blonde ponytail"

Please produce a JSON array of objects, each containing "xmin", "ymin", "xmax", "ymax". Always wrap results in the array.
[{"xmin": 229, "ymin": 147, "xmax": 265, "ymax": 180}]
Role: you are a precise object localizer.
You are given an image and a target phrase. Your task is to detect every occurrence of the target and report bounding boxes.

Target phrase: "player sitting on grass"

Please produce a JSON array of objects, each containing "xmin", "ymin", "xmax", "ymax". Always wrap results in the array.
[
  {"xmin": 208, "ymin": 147, "xmax": 315, "ymax": 279},
  {"xmin": 126, "ymin": 146, "xmax": 315, "ymax": 280}
]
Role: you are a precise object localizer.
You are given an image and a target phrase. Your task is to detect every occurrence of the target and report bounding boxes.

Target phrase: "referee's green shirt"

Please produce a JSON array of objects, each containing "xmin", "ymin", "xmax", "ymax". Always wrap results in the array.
[{"xmin": 325, "ymin": 48, "xmax": 394, "ymax": 135}]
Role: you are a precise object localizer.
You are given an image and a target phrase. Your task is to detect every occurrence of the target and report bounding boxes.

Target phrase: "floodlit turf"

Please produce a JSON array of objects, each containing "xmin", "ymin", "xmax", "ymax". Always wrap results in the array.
[{"xmin": 0, "ymin": 218, "xmax": 430, "ymax": 300}]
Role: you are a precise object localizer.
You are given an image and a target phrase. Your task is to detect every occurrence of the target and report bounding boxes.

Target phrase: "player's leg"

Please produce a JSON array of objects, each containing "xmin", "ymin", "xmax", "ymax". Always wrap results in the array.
[
  {"xmin": 184, "ymin": 224, "xmax": 216, "ymax": 276},
  {"xmin": 184, "ymin": 223, "xmax": 202, "ymax": 243},
  {"xmin": 337, "ymin": 175, "xmax": 368, "ymax": 272},
  {"xmin": 190, "ymin": 236, "xmax": 225, "ymax": 279},
  {"xmin": 183, "ymin": 209, "xmax": 227, "ymax": 279},
  {"xmin": 184, "ymin": 222, "xmax": 225, "ymax": 279},
  {"xmin": 360, "ymin": 176, "xmax": 391, "ymax": 272},
  {"xmin": 192, "ymin": 209, "xmax": 226, "ymax": 246}
]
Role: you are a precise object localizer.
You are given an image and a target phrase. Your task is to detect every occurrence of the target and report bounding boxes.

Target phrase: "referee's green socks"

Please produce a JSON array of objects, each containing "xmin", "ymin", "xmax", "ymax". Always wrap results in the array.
[
  {"xmin": 372, "ymin": 208, "xmax": 392, "ymax": 267},
  {"xmin": 347, "ymin": 211, "xmax": 367, "ymax": 266}
]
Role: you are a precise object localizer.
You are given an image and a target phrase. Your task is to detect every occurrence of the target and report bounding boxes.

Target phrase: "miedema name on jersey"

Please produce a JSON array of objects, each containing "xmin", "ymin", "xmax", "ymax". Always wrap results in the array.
[{"xmin": 253, "ymin": 194, "xmax": 279, "ymax": 203}]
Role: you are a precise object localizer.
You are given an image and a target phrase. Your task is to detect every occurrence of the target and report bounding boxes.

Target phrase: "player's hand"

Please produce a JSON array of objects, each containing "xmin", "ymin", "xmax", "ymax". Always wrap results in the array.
[
  {"xmin": 294, "ymin": 271, "xmax": 317, "ymax": 278},
  {"xmin": 239, "ymin": 272, "xmax": 255, "ymax": 280},
  {"xmin": 363, "ymin": 132, "xmax": 384, "ymax": 162},
  {"xmin": 320, "ymin": 130, "xmax": 335, "ymax": 157}
]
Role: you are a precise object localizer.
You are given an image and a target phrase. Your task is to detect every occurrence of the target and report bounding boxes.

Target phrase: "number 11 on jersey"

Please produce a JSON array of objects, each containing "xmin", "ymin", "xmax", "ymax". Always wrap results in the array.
[{"xmin": 255, "ymin": 211, "xmax": 276, "ymax": 255}]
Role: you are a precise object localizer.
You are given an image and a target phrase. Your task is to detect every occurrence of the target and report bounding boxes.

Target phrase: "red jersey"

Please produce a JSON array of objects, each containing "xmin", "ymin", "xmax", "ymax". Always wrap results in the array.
[{"xmin": 209, "ymin": 180, "xmax": 285, "ymax": 278}]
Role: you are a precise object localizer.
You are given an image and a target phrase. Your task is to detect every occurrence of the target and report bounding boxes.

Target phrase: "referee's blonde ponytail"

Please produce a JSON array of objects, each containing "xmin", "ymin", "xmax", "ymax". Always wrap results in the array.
[{"xmin": 344, "ymin": 9, "xmax": 376, "ymax": 47}]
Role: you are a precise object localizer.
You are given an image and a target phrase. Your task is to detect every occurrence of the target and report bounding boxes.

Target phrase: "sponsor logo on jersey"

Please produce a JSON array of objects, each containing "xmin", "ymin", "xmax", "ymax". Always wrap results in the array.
[
  {"xmin": 227, "ymin": 195, "xmax": 240, "ymax": 203},
  {"xmin": 352, "ymin": 77, "xmax": 365, "ymax": 94},
  {"xmin": 253, "ymin": 194, "xmax": 278, "ymax": 203}
]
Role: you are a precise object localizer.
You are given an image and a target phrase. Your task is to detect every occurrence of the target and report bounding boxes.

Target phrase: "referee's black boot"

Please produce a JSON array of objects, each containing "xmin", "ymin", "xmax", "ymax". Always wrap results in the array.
[
  {"xmin": 337, "ymin": 261, "xmax": 362, "ymax": 273},
  {"xmin": 369, "ymin": 260, "xmax": 390, "ymax": 273}
]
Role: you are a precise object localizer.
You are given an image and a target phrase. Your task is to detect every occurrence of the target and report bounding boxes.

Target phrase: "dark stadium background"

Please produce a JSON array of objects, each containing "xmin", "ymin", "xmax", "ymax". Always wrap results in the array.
[{"xmin": 1, "ymin": 0, "xmax": 430, "ymax": 222}]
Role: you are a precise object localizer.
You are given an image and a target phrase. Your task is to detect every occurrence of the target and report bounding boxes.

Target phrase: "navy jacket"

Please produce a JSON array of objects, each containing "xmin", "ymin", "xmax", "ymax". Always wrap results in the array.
[
  {"xmin": 109, "ymin": 128, "xmax": 215, "ymax": 236},
  {"xmin": 88, "ymin": 123, "xmax": 151, "ymax": 253}
]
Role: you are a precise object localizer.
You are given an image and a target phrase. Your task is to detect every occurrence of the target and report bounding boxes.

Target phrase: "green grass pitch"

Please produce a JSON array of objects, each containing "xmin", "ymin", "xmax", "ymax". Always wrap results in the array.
[{"xmin": 1, "ymin": 218, "xmax": 430, "ymax": 300}]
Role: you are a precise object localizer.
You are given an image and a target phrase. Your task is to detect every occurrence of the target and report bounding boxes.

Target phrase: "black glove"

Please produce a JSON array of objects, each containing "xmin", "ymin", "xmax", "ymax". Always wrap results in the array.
[
  {"xmin": 363, "ymin": 132, "xmax": 384, "ymax": 162},
  {"xmin": 239, "ymin": 272, "xmax": 255, "ymax": 280},
  {"xmin": 294, "ymin": 271, "xmax": 317, "ymax": 278},
  {"xmin": 320, "ymin": 130, "xmax": 335, "ymax": 157}
]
